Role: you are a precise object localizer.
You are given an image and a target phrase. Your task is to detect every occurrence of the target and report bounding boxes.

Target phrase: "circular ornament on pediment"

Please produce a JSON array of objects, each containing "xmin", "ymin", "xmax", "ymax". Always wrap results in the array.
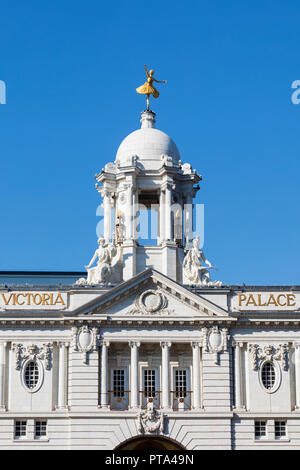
[{"xmin": 138, "ymin": 290, "xmax": 166, "ymax": 314}]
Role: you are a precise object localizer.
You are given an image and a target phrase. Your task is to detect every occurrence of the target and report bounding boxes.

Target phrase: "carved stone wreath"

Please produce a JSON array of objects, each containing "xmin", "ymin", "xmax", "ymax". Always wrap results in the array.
[
  {"xmin": 248, "ymin": 343, "xmax": 289, "ymax": 371},
  {"xmin": 12, "ymin": 343, "xmax": 53, "ymax": 370},
  {"xmin": 129, "ymin": 290, "xmax": 171, "ymax": 316}
]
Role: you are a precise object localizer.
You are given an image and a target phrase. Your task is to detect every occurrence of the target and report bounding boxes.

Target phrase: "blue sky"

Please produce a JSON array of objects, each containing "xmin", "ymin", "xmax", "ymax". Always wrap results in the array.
[{"xmin": 0, "ymin": 0, "xmax": 299, "ymax": 285}]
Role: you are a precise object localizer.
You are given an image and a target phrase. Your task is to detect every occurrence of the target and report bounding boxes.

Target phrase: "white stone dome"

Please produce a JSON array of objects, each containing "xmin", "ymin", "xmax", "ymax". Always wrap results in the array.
[{"xmin": 115, "ymin": 111, "xmax": 180, "ymax": 170}]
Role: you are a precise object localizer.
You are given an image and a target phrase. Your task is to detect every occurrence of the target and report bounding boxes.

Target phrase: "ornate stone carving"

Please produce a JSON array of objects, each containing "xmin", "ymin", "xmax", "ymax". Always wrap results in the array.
[
  {"xmin": 76, "ymin": 237, "xmax": 122, "ymax": 285},
  {"xmin": 129, "ymin": 289, "xmax": 173, "ymax": 316},
  {"xmin": 72, "ymin": 326, "xmax": 98, "ymax": 364},
  {"xmin": 136, "ymin": 401, "xmax": 165, "ymax": 434},
  {"xmin": 202, "ymin": 326, "xmax": 228, "ymax": 364},
  {"xmin": 248, "ymin": 343, "xmax": 289, "ymax": 371},
  {"xmin": 12, "ymin": 343, "xmax": 53, "ymax": 370},
  {"xmin": 183, "ymin": 237, "xmax": 222, "ymax": 286}
]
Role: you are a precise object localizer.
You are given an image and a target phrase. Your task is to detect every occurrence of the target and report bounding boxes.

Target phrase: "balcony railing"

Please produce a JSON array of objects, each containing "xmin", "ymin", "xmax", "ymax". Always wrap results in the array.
[
  {"xmin": 109, "ymin": 390, "xmax": 130, "ymax": 410},
  {"xmin": 108, "ymin": 390, "xmax": 193, "ymax": 410},
  {"xmin": 139, "ymin": 390, "xmax": 161, "ymax": 409},
  {"xmin": 171, "ymin": 391, "xmax": 193, "ymax": 410}
]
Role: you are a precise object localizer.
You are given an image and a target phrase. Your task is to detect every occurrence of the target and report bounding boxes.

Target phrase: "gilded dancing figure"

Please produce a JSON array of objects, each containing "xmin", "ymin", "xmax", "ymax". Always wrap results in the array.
[{"xmin": 136, "ymin": 65, "xmax": 167, "ymax": 110}]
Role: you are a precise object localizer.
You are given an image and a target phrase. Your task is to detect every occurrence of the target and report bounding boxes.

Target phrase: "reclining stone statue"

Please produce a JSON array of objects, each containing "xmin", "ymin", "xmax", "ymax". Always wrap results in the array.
[{"xmin": 183, "ymin": 237, "xmax": 222, "ymax": 287}]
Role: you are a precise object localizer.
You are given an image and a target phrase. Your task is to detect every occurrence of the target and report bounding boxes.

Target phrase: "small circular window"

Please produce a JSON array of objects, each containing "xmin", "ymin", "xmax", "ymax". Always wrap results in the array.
[
  {"xmin": 24, "ymin": 361, "xmax": 39, "ymax": 390},
  {"xmin": 261, "ymin": 362, "xmax": 276, "ymax": 390}
]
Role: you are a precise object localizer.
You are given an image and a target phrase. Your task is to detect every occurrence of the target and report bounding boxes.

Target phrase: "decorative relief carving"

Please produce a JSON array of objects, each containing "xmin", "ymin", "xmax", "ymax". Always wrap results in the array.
[
  {"xmin": 12, "ymin": 343, "xmax": 53, "ymax": 370},
  {"xmin": 202, "ymin": 326, "xmax": 229, "ymax": 364},
  {"xmin": 136, "ymin": 401, "xmax": 165, "ymax": 434},
  {"xmin": 129, "ymin": 289, "xmax": 173, "ymax": 316},
  {"xmin": 72, "ymin": 325, "xmax": 98, "ymax": 364},
  {"xmin": 248, "ymin": 343, "xmax": 289, "ymax": 371}
]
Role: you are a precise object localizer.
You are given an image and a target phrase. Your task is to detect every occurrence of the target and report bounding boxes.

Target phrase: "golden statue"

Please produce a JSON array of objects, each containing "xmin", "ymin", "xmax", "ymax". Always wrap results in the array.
[{"xmin": 136, "ymin": 65, "xmax": 167, "ymax": 110}]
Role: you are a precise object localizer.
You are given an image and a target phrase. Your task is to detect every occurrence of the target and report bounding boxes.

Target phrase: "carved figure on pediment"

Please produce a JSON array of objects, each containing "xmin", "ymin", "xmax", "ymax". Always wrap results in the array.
[
  {"xmin": 183, "ymin": 237, "xmax": 222, "ymax": 287},
  {"xmin": 76, "ymin": 237, "xmax": 122, "ymax": 285}
]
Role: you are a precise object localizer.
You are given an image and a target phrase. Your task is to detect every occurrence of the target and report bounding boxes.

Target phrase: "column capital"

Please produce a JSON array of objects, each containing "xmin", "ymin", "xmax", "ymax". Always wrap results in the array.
[
  {"xmin": 191, "ymin": 341, "xmax": 202, "ymax": 349},
  {"xmin": 57, "ymin": 341, "xmax": 69, "ymax": 348},
  {"xmin": 294, "ymin": 342, "xmax": 300, "ymax": 349},
  {"xmin": 129, "ymin": 341, "xmax": 141, "ymax": 348},
  {"xmin": 160, "ymin": 342, "xmax": 172, "ymax": 348},
  {"xmin": 232, "ymin": 341, "xmax": 244, "ymax": 348},
  {"xmin": 100, "ymin": 340, "xmax": 110, "ymax": 348}
]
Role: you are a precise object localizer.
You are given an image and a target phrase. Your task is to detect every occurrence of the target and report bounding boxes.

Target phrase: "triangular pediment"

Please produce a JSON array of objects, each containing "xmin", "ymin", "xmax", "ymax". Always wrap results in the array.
[{"xmin": 72, "ymin": 269, "xmax": 235, "ymax": 321}]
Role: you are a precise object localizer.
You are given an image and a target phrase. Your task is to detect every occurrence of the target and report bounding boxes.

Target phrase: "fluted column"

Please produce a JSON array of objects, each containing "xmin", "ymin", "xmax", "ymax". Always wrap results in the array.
[
  {"xmin": 295, "ymin": 343, "xmax": 300, "ymax": 409},
  {"xmin": 129, "ymin": 341, "xmax": 140, "ymax": 409},
  {"xmin": 233, "ymin": 341, "xmax": 243, "ymax": 409},
  {"xmin": 103, "ymin": 191, "xmax": 112, "ymax": 243},
  {"xmin": 165, "ymin": 184, "xmax": 172, "ymax": 241},
  {"xmin": 185, "ymin": 193, "xmax": 193, "ymax": 248},
  {"xmin": 191, "ymin": 342, "xmax": 201, "ymax": 409},
  {"xmin": 159, "ymin": 189, "xmax": 165, "ymax": 243},
  {"xmin": 161, "ymin": 342, "xmax": 171, "ymax": 409},
  {"xmin": 57, "ymin": 342, "xmax": 69, "ymax": 409},
  {"xmin": 100, "ymin": 341, "xmax": 110, "ymax": 409},
  {"xmin": 126, "ymin": 184, "xmax": 133, "ymax": 240},
  {"xmin": 0, "ymin": 342, "xmax": 7, "ymax": 411}
]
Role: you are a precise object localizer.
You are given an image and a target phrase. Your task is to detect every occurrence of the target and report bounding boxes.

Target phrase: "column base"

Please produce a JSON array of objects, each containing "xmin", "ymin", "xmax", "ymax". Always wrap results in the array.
[
  {"xmin": 55, "ymin": 406, "xmax": 69, "ymax": 411},
  {"xmin": 97, "ymin": 405, "xmax": 111, "ymax": 411},
  {"xmin": 0, "ymin": 406, "xmax": 6, "ymax": 412}
]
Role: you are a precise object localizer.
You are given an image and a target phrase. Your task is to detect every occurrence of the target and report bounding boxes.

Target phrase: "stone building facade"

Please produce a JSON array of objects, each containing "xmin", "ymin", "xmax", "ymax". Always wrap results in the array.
[{"xmin": 0, "ymin": 109, "xmax": 299, "ymax": 450}]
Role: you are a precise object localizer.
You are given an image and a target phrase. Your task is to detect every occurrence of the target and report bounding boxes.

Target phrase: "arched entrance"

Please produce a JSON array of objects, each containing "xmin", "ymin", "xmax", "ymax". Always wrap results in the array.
[{"xmin": 115, "ymin": 435, "xmax": 185, "ymax": 451}]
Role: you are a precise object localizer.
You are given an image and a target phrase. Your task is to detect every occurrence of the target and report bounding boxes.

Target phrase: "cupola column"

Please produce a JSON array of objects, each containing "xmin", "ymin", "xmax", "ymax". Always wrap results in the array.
[
  {"xmin": 185, "ymin": 193, "xmax": 193, "ymax": 248},
  {"xmin": 126, "ymin": 184, "xmax": 134, "ymax": 240},
  {"xmin": 159, "ymin": 189, "xmax": 165, "ymax": 243},
  {"xmin": 165, "ymin": 184, "xmax": 172, "ymax": 241},
  {"xmin": 103, "ymin": 191, "xmax": 112, "ymax": 243}
]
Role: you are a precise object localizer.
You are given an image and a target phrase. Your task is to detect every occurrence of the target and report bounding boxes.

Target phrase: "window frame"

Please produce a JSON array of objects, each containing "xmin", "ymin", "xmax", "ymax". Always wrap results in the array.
[
  {"xmin": 34, "ymin": 420, "xmax": 48, "ymax": 440},
  {"xmin": 258, "ymin": 359, "xmax": 281, "ymax": 394},
  {"xmin": 21, "ymin": 358, "xmax": 44, "ymax": 393},
  {"xmin": 254, "ymin": 420, "xmax": 267, "ymax": 440},
  {"xmin": 14, "ymin": 420, "xmax": 27, "ymax": 440}
]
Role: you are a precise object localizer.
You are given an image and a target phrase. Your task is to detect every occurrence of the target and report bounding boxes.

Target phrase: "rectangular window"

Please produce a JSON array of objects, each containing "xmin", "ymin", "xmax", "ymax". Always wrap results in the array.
[
  {"xmin": 255, "ymin": 421, "xmax": 267, "ymax": 438},
  {"xmin": 35, "ymin": 420, "xmax": 47, "ymax": 439},
  {"xmin": 144, "ymin": 369, "xmax": 156, "ymax": 398},
  {"xmin": 275, "ymin": 421, "xmax": 286, "ymax": 438},
  {"xmin": 113, "ymin": 369, "xmax": 125, "ymax": 398},
  {"xmin": 175, "ymin": 369, "xmax": 187, "ymax": 398},
  {"xmin": 15, "ymin": 421, "xmax": 27, "ymax": 439}
]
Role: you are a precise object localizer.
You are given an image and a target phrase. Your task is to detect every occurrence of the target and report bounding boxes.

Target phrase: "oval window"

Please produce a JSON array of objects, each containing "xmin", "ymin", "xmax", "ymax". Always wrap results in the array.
[
  {"xmin": 24, "ymin": 361, "xmax": 39, "ymax": 390},
  {"xmin": 261, "ymin": 362, "xmax": 276, "ymax": 390}
]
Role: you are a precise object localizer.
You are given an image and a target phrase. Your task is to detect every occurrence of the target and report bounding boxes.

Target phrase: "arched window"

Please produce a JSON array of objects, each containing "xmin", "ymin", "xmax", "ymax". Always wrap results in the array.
[
  {"xmin": 261, "ymin": 362, "xmax": 276, "ymax": 390},
  {"xmin": 24, "ymin": 361, "xmax": 39, "ymax": 390}
]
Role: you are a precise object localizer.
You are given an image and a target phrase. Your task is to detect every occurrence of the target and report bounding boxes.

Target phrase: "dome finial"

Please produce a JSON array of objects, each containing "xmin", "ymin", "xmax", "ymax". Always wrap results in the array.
[{"xmin": 140, "ymin": 110, "xmax": 156, "ymax": 129}]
